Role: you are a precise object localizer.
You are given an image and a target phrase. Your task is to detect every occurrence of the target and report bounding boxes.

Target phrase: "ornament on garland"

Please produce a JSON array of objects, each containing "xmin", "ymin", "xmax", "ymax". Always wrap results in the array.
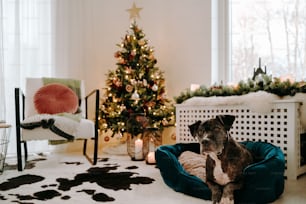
[
  {"xmin": 252, "ymin": 57, "xmax": 267, "ymax": 80},
  {"xmin": 252, "ymin": 58, "xmax": 271, "ymax": 89},
  {"xmin": 100, "ymin": 7, "xmax": 175, "ymax": 137}
]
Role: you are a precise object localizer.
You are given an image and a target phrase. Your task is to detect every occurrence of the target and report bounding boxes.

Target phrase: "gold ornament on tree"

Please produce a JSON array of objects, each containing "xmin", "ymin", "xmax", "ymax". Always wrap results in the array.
[{"xmin": 126, "ymin": 84, "xmax": 133, "ymax": 93}]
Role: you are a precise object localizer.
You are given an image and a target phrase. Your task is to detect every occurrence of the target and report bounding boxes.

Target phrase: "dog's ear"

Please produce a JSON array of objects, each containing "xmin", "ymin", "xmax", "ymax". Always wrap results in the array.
[
  {"xmin": 188, "ymin": 120, "xmax": 201, "ymax": 137},
  {"xmin": 216, "ymin": 115, "xmax": 235, "ymax": 131}
]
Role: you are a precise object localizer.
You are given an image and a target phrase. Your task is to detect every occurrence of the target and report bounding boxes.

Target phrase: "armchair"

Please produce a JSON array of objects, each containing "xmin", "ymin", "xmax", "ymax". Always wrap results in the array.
[{"xmin": 14, "ymin": 78, "xmax": 100, "ymax": 171}]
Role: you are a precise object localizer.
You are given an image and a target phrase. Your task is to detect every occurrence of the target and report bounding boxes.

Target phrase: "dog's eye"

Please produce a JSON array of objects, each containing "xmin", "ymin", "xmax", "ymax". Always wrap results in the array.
[
  {"xmin": 205, "ymin": 127, "xmax": 211, "ymax": 131},
  {"xmin": 203, "ymin": 124, "xmax": 210, "ymax": 131},
  {"xmin": 213, "ymin": 126, "xmax": 221, "ymax": 131}
]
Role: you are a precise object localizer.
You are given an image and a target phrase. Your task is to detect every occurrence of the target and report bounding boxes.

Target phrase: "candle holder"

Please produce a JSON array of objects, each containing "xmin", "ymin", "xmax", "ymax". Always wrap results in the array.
[
  {"xmin": 126, "ymin": 113, "xmax": 149, "ymax": 161},
  {"xmin": 143, "ymin": 127, "xmax": 162, "ymax": 164},
  {"xmin": 126, "ymin": 133, "xmax": 148, "ymax": 161}
]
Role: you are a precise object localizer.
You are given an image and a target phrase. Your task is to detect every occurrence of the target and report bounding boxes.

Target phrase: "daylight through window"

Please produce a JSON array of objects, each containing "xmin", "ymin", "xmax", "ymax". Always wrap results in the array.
[{"xmin": 230, "ymin": 0, "xmax": 306, "ymax": 83}]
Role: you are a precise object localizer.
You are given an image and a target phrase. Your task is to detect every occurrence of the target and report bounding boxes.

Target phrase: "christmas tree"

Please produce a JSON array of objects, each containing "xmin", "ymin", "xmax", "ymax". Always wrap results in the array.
[{"xmin": 100, "ymin": 22, "xmax": 175, "ymax": 136}]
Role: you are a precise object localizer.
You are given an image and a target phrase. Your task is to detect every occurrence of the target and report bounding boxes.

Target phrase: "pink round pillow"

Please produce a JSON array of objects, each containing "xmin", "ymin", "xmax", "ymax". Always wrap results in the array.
[{"xmin": 34, "ymin": 83, "xmax": 79, "ymax": 114}]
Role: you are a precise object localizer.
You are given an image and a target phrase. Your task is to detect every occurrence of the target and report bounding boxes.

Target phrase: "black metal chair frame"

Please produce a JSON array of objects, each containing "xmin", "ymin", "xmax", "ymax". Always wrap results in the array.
[{"xmin": 14, "ymin": 87, "xmax": 100, "ymax": 171}]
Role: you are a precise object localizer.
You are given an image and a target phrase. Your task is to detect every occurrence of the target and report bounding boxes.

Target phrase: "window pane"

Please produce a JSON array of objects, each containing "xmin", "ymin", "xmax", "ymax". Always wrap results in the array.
[{"xmin": 230, "ymin": 0, "xmax": 306, "ymax": 83}]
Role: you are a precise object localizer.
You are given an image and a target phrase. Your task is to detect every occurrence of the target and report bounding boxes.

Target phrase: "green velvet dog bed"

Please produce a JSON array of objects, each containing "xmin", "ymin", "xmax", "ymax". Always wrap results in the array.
[{"xmin": 155, "ymin": 141, "xmax": 285, "ymax": 203}]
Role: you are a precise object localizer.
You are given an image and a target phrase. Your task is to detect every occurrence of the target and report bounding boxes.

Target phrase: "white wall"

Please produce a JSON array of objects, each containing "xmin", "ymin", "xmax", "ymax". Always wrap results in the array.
[{"xmin": 53, "ymin": 0, "xmax": 213, "ymax": 99}]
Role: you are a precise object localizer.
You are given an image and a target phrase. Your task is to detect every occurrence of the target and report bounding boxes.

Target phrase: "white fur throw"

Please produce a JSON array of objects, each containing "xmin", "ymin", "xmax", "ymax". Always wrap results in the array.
[{"xmin": 21, "ymin": 114, "xmax": 80, "ymax": 138}]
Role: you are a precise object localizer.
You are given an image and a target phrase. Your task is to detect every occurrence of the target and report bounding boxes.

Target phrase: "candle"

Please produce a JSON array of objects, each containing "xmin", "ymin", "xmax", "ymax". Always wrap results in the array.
[
  {"xmin": 190, "ymin": 84, "xmax": 200, "ymax": 91},
  {"xmin": 149, "ymin": 137, "xmax": 155, "ymax": 152},
  {"xmin": 280, "ymin": 74, "xmax": 295, "ymax": 83},
  {"xmin": 146, "ymin": 152, "xmax": 156, "ymax": 164},
  {"xmin": 134, "ymin": 139, "xmax": 143, "ymax": 160}
]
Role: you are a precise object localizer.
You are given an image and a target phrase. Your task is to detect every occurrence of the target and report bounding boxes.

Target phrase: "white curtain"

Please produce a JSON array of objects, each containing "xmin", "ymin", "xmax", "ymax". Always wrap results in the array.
[
  {"xmin": 0, "ymin": 0, "xmax": 5, "ymax": 121},
  {"xmin": 53, "ymin": 0, "xmax": 118, "ymax": 92},
  {"xmin": 2, "ymin": 0, "xmax": 107, "ymax": 155},
  {"xmin": 2, "ymin": 0, "xmax": 54, "ymax": 155}
]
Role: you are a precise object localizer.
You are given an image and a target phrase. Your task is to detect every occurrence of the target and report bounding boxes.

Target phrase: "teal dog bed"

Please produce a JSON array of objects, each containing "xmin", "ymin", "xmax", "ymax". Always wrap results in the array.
[{"xmin": 155, "ymin": 141, "xmax": 285, "ymax": 203}]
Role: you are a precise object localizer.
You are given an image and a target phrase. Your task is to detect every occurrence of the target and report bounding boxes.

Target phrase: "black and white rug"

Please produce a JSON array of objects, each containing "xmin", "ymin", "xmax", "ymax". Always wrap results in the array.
[{"xmin": 0, "ymin": 152, "xmax": 206, "ymax": 204}]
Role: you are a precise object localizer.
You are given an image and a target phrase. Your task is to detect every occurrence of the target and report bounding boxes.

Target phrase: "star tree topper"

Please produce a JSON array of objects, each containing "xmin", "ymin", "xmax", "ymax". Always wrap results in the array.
[{"xmin": 126, "ymin": 2, "xmax": 142, "ymax": 20}]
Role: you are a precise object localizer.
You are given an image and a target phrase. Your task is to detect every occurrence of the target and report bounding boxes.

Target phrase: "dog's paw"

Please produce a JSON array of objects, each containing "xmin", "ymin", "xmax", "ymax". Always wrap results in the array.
[
  {"xmin": 211, "ymin": 192, "xmax": 222, "ymax": 204},
  {"xmin": 219, "ymin": 196, "xmax": 234, "ymax": 204}
]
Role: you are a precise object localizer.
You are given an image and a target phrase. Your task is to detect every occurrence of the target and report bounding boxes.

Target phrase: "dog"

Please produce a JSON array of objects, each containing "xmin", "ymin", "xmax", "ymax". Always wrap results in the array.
[{"xmin": 188, "ymin": 115, "xmax": 253, "ymax": 204}]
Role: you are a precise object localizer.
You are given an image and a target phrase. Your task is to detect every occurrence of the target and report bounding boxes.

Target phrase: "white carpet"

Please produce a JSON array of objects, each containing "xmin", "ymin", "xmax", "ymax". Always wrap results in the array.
[{"xmin": 0, "ymin": 152, "xmax": 208, "ymax": 204}]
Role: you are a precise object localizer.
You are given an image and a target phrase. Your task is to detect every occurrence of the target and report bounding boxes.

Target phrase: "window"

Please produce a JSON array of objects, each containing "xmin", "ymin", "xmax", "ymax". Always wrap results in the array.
[{"xmin": 229, "ymin": 0, "xmax": 306, "ymax": 83}]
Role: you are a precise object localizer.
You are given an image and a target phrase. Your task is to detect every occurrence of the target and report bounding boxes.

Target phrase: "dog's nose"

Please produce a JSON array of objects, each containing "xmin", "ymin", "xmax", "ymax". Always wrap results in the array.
[{"xmin": 201, "ymin": 139, "xmax": 210, "ymax": 146}]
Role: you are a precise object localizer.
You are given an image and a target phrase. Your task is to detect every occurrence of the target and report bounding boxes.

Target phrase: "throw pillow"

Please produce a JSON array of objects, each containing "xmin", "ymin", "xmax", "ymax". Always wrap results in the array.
[{"xmin": 34, "ymin": 83, "xmax": 79, "ymax": 114}]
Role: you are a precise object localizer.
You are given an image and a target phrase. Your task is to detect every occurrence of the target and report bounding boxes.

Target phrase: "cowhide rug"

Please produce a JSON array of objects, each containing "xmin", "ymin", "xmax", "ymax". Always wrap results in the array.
[
  {"xmin": 0, "ymin": 152, "xmax": 208, "ymax": 204},
  {"xmin": 0, "ymin": 153, "xmax": 158, "ymax": 204}
]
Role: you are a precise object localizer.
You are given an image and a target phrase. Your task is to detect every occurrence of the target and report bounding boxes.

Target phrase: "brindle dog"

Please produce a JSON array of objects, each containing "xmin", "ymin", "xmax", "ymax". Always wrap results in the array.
[{"xmin": 189, "ymin": 115, "xmax": 253, "ymax": 204}]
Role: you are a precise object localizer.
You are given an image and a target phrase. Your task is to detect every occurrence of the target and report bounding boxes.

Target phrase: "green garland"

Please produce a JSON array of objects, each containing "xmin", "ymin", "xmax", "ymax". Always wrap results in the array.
[{"xmin": 174, "ymin": 74, "xmax": 306, "ymax": 104}]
